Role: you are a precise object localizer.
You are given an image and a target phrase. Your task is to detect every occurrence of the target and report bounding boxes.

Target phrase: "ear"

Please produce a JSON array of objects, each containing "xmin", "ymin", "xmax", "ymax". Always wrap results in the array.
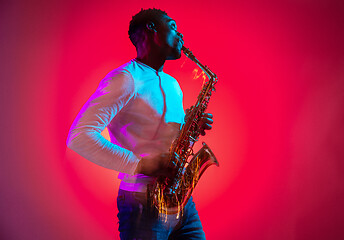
[{"xmin": 146, "ymin": 22, "xmax": 156, "ymax": 32}]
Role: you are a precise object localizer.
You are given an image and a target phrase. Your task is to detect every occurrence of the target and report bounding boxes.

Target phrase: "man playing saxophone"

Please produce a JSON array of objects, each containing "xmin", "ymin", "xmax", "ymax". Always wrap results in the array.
[{"xmin": 67, "ymin": 8, "xmax": 213, "ymax": 239}]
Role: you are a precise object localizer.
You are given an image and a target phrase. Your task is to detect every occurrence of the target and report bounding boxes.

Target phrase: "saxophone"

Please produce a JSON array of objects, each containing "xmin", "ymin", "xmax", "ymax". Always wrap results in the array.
[{"xmin": 149, "ymin": 46, "xmax": 219, "ymax": 216}]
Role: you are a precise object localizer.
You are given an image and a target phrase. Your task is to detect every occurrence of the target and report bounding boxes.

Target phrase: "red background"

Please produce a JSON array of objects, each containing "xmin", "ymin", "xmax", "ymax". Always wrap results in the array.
[{"xmin": 1, "ymin": 0, "xmax": 344, "ymax": 239}]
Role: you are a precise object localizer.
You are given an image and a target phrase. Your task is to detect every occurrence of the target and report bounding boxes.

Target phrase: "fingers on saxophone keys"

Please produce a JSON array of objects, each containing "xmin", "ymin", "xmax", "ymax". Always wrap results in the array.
[
  {"xmin": 203, "ymin": 123, "xmax": 212, "ymax": 130},
  {"xmin": 202, "ymin": 112, "xmax": 213, "ymax": 119},
  {"xmin": 200, "ymin": 113, "xmax": 213, "ymax": 128},
  {"xmin": 201, "ymin": 113, "xmax": 213, "ymax": 121},
  {"xmin": 200, "ymin": 117, "xmax": 213, "ymax": 136},
  {"xmin": 169, "ymin": 160, "xmax": 177, "ymax": 169}
]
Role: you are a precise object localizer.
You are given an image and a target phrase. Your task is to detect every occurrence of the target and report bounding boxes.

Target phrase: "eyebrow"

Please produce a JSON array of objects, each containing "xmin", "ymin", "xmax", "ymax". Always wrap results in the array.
[{"xmin": 166, "ymin": 18, "xmax": 176, "ymax": 24}]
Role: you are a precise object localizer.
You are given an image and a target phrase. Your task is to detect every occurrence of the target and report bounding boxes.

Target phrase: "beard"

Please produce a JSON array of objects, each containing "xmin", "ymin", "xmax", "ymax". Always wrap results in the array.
[{"xmin": 166, "ymin": 44, "xmax": 182, "ymax": 60}]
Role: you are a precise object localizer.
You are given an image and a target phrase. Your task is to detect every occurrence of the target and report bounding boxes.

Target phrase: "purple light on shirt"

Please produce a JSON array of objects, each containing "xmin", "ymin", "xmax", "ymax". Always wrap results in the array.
[{"xmin": 119, "ymin": 123, "xmax": 137, "ymax": 148}]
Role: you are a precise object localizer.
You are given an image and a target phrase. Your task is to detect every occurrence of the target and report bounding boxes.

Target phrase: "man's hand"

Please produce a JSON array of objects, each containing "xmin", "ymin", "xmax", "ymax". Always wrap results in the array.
[
  {"xmin": 199, "ymin": 112, "xmax": 213, "ymax": 135},
  {"xmin": 135, "ymin": 153, "xmax": 175, "ymax": 178},
  {"xmin": 185, "ymin": 109, "xmax": 214, "ymax": 136},
  {"xmin": 135, "ymin": 110, "xmax": 214, "ymax": 177}
]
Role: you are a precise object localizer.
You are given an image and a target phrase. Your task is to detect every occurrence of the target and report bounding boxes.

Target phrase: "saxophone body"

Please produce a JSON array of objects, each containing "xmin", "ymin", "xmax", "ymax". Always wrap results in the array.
[{"xmin": 149, "ymin": 46, "xmax": 219, "ymax": 216}]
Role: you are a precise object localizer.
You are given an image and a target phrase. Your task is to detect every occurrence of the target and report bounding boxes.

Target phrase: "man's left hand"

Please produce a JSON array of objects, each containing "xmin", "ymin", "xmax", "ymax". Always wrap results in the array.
[
  {"xmin": 185, "ymin": 109, "xmax": 214, "ymax": 136},
  {"xmin": 199, "ymin": 112, "xmax": 213, "ymax": 135}
]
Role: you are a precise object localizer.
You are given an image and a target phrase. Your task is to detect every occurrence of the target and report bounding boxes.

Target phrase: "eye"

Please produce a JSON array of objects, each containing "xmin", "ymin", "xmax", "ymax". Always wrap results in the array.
[{"xmin": 170, "ymin": 22, "xmax": 177, "ymax": 30}]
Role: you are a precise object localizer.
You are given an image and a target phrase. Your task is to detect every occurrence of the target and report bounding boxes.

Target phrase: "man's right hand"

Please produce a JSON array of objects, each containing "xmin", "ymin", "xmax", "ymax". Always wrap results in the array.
[{"xmin": 135, "ymin": 153, "xmax": 175, "ymax": 178}]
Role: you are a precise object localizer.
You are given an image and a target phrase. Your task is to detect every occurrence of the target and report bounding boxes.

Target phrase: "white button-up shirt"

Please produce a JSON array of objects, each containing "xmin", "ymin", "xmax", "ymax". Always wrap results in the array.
[{"xmin": 67, "ymin": 59, "xmax": 185, "ymax": 191}]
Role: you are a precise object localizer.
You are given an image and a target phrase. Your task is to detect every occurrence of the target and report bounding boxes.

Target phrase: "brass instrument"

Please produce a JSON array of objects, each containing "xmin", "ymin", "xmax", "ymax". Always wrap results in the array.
[{"xmin": 149, "ymin": 46, "xmax": 219, "ymax": 216}]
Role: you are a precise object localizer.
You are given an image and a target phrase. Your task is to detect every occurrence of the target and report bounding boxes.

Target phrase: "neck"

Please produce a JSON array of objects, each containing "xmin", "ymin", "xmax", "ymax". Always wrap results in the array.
[{"xmin": 136, "ymin": 44, "xmax": 167, "ymax": 72}]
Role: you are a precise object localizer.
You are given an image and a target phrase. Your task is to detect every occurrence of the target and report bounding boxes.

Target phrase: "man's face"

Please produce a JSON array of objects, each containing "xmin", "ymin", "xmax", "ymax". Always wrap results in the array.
[{"xmin": 155, "ymin": 15, "xmax": 184, "ymax": 60}]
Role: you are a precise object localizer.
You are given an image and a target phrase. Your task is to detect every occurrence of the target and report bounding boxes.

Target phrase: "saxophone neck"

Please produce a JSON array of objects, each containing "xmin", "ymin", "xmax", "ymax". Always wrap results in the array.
[{"xmin": 182, "ymin": 46, "xmax": 217, "ymax": 81}]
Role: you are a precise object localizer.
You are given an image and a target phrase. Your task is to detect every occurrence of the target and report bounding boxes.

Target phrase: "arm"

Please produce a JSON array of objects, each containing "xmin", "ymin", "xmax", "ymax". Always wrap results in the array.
[{"xmin": 66, "ymin": 71, "xmax": 140, "ymax": 175}]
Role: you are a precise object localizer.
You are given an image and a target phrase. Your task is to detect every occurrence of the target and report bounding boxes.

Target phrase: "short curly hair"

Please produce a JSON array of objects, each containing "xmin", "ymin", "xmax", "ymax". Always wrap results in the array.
[{"xmin": 128, "ymin": 8, "xmax": 168, "ymax": 47}]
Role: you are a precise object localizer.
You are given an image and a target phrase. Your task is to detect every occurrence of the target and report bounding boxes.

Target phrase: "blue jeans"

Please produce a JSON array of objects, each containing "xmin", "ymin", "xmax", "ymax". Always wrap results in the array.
[{"xmin": 117, "ymin": 189, "xmax": 206, "ymax": 240}]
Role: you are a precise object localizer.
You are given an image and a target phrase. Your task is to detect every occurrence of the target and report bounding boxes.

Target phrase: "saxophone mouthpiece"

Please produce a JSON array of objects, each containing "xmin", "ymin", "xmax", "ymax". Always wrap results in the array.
[
  {"xmin": 181, "ymin": 46, "xmax": 188, "ymax": 56},
  {"xmin": 181, "ymin": 46, "xmax": 193, "ymax": 59}
]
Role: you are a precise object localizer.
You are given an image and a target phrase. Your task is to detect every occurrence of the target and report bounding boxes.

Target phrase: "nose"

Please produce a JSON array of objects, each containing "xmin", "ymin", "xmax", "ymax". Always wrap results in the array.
[{"xmin": 177, "ymin": 31, "xmax": 183, "ymax": 39}]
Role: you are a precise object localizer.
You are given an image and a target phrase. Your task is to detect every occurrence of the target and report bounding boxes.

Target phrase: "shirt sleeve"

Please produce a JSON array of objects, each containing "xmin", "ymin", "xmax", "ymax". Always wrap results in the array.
[{"xmin": 66, "ymin": 70, "xmax": 140, "ymax": 175}]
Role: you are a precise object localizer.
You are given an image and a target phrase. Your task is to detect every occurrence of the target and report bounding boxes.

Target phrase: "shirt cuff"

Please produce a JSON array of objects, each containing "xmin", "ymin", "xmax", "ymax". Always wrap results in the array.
[{"xmin": 124, "ymin": 151, "xmax": 141, "ymax": 175}]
